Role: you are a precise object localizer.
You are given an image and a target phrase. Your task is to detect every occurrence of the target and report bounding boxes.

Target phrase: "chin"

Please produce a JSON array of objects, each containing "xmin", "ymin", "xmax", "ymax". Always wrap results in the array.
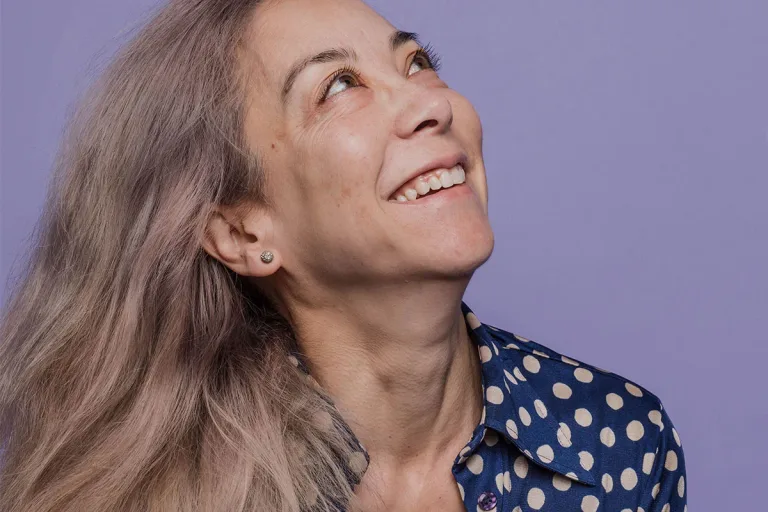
[{"xmin": 420, "ymin": 221, "xmax": 495, "ymax": 277}]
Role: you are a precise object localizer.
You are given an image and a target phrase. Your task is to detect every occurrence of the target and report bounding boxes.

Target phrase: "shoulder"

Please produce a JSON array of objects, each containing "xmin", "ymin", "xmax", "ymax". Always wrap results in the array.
[{"xmin": 482, "ymin": 321, "xmax": 688, "ymax": 508}]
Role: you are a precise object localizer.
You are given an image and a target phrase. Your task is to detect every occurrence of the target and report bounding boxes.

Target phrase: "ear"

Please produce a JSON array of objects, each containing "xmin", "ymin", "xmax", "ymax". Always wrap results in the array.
[{"xmin": 202, "ymin": 203, "xmax": 282, "ymax": 278}]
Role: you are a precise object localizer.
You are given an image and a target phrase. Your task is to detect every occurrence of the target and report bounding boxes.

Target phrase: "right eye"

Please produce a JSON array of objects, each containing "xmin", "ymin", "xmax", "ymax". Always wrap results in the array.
[{"xmin": 319, "ymin": 65, "xmax": 362, "ymax": 103}]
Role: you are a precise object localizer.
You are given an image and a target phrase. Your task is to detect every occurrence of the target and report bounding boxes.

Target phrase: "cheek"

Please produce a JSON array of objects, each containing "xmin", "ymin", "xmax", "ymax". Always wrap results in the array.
[{"xmin": 312, "ymin": 119, "xmax": 383, "ymax": 205}]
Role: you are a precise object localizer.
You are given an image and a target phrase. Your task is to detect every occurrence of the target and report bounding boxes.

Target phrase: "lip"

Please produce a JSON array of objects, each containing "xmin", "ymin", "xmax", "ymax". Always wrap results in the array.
[{"xmin": 387, "ymin": 151, "xmax": 468, "ymax": 200}]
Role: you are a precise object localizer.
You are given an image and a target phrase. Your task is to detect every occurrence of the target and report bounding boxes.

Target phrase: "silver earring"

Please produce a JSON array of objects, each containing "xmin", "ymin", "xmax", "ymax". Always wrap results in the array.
[{"xmin": 260, "ymin": 250, "xmax": 274, "ymax": 264}]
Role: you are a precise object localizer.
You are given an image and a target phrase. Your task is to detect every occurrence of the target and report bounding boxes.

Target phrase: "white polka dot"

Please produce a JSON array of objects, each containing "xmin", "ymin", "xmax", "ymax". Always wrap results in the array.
[
  {"xmin": 562, "ymin": 355, "xmax": 580, "ymax": 366},
  {"xmin": 574, "ymin": 408, "xmax": 593, "ymax": 427},
  {"xmin": 536, "ymin": 444, "xmax": 555, "ymax": 463},
  {"xmin": 662, "ymin": 504, "xmax": 670, "ymax": 512},
  {"xmin": 479, "ymin": 345, "xmax": 493, "ymax": 363},
  {"xmin": 523, "ymin": 355, "xmax": 541, "ymax": 373},
  {"xmin": 466, "ymin": 312, "xmax": 482, "ymax": 329},
  {"xmin": 514, "ymin": 333, "xmax": 530, "ymax": 343},
  {"xmin": 503, "ymin": 369, "xmax": 518, "ymax": 385},
  {"xmin": 519, "ymin": 407, "xmax": 532, "ymax": 426},
  {"xmin": 506, "ymin": 419, "xmax": 519, "ymax": 439},
  {"xmin": 553, "ymin": 382, "xmax": 573, "ymax": 399},
  {"xmin": 625, "ymin": 382, "xmax": 643, "ymax": 397},
  {"xmin": 557, "ymin": 422, "xmax": 573, "ymax": 447},
  {"xmin": 534, "ymin": 399, "xmax": 548, "ymax": 418},
  {"xmin": 652, "ymin": 482, "xmax": 660, "ymax": 499},
  {"xmin": 574, "ymin": 368, "xmax": 594, "ymax": 383},
  {"xmin": 606, "ymin": 393, "xmax": 624, "ymax": 410},
  {"xmin": 581, "ymin": 495, "xmax": 600, "ymax": 512},
  {"xmin": 514, "ymin": 455, "xmax": 528, "ymax": 479},
  {"xmin": 491, "ymin": 341, "xmax": 500, "ymax": 356},
  {"xmin": 467, "ymin": 453, "xmax": 484, "ymax": 475},
  {"xmin": 504, "ymin": 471, "xmax": 512, "ymax": 491},
  {"xmin": 484, "ymin": 429, "xmax": 499, "ymax": 447},
  {"xmin": 642, "ymin": 452, "xmax": 655, "ymax": 474},
  {"xmin": 553, "ymin": 474, "xmax": 572, "ymax": 491},
  {"xmin": 348, "ymin": 451, "xmax": 368, "ymax": 476},
  {"xmin": 626, "ymin": 420, "xmax": 645, "ymax": 441},
  {"xmin": 457, "ymin": 482, "xmax": 465, "ymax": 500},
  {"xmin": 486, "ymin": 386, "xmax": 504, "ymax": 404},
  {"xmin": 533, "ymin": 349, "xmax": 550, "ymax": 358},
  {"xmin": 565, "ymin": 472, "xmax": 579, "ymax": 481},
  {"xmin": 513, "ymin": 508, "xmax": 522, "ymax": 512},
  {"xmin": 578, "ymin": 451, "xmax": 594, "ymax": 471},
  {"xmin": 513, "ymin": 367, "xmax": 527, "ymax": 382},
  {"xmin": 504, "ymin": 342, "xmax": 520, "ymax": 350},
  {"xmin": 672, "ymin": 428, "xmax": 681, "ymax": 447},
  {"xmin": 600, "ymin": 427, "xmax": 616, "ymax": 447},
  {"xmin": 601, "ymin": 473, "xmax": 613, "ymax": 492},
  {"xmin": 665, "ymin": 450, "xmax": 678, "ymax": 471},
  {"xmin": 620, "ymin": 468, "xmax": 638, "ymax": 490},
  {"xmin": 495, "ymin": 472, "xmax": 505, "ymax": 494},
  {"xmin": 678, "ymin": 475, "xmax": 685, "ymax": 497},
  {"xmin": 648, "ymin": 410, "xmax": 664, "ymax": 430},
  {"xmin": 527, "ymin": 488, "xmax": 546, "ymax": 510}
]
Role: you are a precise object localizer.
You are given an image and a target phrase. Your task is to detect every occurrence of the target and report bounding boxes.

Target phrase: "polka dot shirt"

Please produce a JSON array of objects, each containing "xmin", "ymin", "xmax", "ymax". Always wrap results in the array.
[{"xmin": 289, "ymin": 302, "xmax": 688, "ymax": 511}]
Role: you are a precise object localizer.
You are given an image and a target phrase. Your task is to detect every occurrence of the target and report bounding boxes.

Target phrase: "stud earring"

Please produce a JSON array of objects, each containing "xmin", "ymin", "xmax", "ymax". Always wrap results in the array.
[{"xmin": 260, "ymin": 250, "xmax": 274, "ymax": 264}]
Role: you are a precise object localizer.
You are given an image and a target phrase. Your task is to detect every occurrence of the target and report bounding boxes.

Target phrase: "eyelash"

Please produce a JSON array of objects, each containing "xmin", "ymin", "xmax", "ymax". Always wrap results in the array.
[{"xmin": 317, "ymin": 43, "xmax": 443, "ymax": 104}]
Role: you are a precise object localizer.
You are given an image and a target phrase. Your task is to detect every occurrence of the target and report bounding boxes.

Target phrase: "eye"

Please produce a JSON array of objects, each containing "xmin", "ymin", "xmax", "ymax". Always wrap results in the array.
[
  {"xmin": 317, "ymin": 44, "xmax": 443, "ymax": 104},
  {"xmin": 320, "ymin": 65, "xmax": 361, "ymax": 102},
  {"xmin": 407, "ymin": 45, "xmax": 442, "ymax": 76}
]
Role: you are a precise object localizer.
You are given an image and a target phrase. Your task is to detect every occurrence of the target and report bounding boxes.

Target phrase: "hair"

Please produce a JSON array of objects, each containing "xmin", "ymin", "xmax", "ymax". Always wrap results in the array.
[{"xmin": 0, "ymin": 1, "xmax": 365, "ymax": 510}]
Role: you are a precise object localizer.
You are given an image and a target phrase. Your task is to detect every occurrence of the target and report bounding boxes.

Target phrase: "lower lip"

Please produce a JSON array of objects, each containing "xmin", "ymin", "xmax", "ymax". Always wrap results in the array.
[{"xmin": 388, "ymin": 182, "xmax": 472, "ymax": 205}]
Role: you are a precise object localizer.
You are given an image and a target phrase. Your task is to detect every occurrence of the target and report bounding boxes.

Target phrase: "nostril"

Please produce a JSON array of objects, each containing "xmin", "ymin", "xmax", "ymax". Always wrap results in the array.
[{"xmin": 414, "ymin": 119, "xmax": 438, "ymax": 132}]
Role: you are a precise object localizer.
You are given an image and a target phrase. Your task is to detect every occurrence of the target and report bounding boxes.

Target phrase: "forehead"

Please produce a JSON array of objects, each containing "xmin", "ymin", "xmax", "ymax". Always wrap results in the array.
[{"xmin": 244, "ymin": 0, "xmax": 395, "ymax": 84}]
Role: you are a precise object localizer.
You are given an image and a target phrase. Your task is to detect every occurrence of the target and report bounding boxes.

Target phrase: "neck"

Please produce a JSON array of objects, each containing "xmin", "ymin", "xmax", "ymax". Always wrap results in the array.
[{"xmin": 285, "ymin": 280, "xmax": 484, "ymax": 471}]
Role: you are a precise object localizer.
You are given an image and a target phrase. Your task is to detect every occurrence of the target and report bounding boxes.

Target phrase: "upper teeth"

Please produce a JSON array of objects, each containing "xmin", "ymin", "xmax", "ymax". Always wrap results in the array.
[{"xmin": 390, "ymin": 164, "xmax": 466, "ymax": 202}]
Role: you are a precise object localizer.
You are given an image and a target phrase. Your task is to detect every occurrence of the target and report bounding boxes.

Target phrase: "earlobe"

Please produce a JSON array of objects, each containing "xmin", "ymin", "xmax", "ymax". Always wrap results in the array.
[{"xmin": 202, "ymin": 206, "xmax": 282, "ymax": 278}]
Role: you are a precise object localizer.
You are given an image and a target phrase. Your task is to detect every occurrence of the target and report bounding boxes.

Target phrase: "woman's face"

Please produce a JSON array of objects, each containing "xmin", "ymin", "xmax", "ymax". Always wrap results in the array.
[{"xmin": 240, "ymin": 0, "xmax": 494, "ymax": 289}]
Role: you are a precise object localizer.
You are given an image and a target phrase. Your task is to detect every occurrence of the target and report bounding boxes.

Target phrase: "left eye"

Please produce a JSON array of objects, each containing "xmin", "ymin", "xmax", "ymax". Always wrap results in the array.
[{"xmin": 407, "ymin": 54, "xmax": 432, "ymax": 75}]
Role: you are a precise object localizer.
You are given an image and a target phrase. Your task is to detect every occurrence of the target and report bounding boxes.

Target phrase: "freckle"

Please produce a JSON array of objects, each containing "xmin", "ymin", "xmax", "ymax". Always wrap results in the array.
[{"xmin": 271, "ymin": 143, "xmax": 276, "ymax": 149}]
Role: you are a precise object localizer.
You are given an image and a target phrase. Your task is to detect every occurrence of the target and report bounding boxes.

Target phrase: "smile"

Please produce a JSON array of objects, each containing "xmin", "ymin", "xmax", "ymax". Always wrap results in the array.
[{"xmin": 387, "ymin": 164, "xmax": 466, "ymax": 203}]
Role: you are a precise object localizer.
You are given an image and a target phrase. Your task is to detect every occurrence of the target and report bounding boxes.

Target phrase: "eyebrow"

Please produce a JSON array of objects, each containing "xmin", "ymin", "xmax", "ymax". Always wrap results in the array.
[{"xmin": 280, "ymin": 30, "xmax": 422, "ymax": 106}]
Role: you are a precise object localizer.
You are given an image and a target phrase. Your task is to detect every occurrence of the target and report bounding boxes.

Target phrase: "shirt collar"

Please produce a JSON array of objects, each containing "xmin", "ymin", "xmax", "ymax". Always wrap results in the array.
[
  {"xmin": 286, "ymin": 301, "xmax": 597, "ymax": 488},
  {"xmin": 460, "ymin": 301, "xmax": 597, "ymax": 487}
]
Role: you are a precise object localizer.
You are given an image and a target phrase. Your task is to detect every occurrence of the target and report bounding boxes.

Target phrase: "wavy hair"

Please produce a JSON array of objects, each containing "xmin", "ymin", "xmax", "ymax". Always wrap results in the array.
[{"xmin": 0, "ymin": 1, "xmax": 361, "ymax": 510}]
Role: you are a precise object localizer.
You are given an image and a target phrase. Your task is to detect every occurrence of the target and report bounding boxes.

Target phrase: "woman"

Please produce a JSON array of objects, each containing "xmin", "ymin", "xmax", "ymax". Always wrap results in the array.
[{"xmin": 0, "ymin": 0, "xmax": 687, "ymax": 510}]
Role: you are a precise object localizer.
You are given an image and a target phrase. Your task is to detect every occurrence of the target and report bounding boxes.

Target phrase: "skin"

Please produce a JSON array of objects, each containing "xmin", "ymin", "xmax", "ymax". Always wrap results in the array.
[{"xmin": 203, "ymin": 0, "xmax": 495, "ymax": 509}]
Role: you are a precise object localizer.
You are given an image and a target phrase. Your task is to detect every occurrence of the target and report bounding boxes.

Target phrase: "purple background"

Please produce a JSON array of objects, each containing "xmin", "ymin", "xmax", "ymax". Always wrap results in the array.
[{"xmin": 2, "ymin": 1, "xmax": 767, "ymax": 509}]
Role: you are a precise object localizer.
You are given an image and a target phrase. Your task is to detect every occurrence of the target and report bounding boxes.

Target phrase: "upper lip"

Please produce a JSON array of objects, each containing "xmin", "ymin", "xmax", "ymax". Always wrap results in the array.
[{"xmin": 388, "ymin": 151, "xmax": 468, "ymax": 198}]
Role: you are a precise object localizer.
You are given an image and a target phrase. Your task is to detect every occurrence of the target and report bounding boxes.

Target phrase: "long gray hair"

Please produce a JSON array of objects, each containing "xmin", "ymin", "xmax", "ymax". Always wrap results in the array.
[{"xmin": 0, "ymin": 1, "xmax": 362, "ymax": 510}]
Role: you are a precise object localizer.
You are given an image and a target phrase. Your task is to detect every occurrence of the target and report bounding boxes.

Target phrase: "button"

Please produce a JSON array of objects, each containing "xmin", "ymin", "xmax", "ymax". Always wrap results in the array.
[{"xmin": 477, "ymin": 491, "xmax": 497, "ymax": 511}]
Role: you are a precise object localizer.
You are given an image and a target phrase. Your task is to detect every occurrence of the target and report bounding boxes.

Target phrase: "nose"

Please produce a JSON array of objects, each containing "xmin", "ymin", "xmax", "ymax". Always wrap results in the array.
[{"xmin": 393, "ymin": 87, "xmax": 454, "ymax": 139}]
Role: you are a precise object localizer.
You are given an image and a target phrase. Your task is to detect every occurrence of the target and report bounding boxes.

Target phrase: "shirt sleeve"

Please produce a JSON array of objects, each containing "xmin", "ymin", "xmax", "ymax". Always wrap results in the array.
[{"xmin": 638, "ymin": 401, "xmax": 688, "ymax": 512}]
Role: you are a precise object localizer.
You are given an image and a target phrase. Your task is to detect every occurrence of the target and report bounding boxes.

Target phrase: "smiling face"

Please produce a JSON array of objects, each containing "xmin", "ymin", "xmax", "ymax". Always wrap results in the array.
[{"xmin": 239, "ymin": 0, "xmax": 494, "ymax": 292}]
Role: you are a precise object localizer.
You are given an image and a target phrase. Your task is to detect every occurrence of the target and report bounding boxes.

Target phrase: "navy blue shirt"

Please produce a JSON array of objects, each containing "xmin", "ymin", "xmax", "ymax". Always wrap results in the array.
[{"xmin": 289, "ymin": 302, "xmax": 687, "ymax": 511}]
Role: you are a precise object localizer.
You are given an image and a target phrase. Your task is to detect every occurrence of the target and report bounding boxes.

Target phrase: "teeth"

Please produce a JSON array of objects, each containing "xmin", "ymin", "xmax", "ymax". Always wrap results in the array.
[
  {"xmin": 389, "ymin": 164, "xmax": 467, "ymax": 203},
  {"xmin": 451, "ymin": 165, "xmax": 466, "ymax": 184},
  {"xmin": 415, "ymin": 180, "xmax": 430, "ymax": 195}
]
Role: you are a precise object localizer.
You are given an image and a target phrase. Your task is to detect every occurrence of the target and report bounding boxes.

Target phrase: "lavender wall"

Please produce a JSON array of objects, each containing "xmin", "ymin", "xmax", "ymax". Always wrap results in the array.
[{"xmin": 2, "ymin": 1, "xmax": 767, "ymax": 509}]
